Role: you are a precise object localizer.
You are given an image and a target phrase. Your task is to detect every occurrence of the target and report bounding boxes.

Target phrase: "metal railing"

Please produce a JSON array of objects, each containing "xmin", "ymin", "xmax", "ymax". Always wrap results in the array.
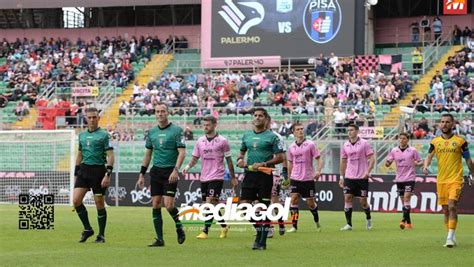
[
  {"xmin": 37, "ymin": 80, "xmax": 118, "ymax": 114},
  {"xmin": 422, "ymin": 33, "xmax": 453, "ymax": 74},
  {"xmin": 109, "ymin": 104, "xmax": 401, "ymax": 132},
  {"xmin": 374, "ymin": 138, "xmax": 398, "ymax": 171},
  {"xmin": 36, "ymin": 82, "xmax": 56, "ymax": 103},
  {"xmin": 94, "ymin": 85, "xmax": 117, "ymax": 115},
  {"xmin": 375, "ymin": 25, "xmax": 459, "ymax": 47},
  {"xmin": 157, "ymin": 24, "xmax": 463, "ymax": 76},
  {"xmin": 164, "ymin": 36, "xmax": 201, "ymax": 54},
  {"xmin": 155, "ymin": 27, "xmax": 458, "ymax": 75},
  {"xmin": 32, "ymin": 104, "xmax": 403, "ymax": 130},
  {"xmin": 402, "ymin": 107, "xmax": 474, "ymax": 129},
  {"xmin": 159, "ymin": 44, "xmax": 453, "ymax": 76}
]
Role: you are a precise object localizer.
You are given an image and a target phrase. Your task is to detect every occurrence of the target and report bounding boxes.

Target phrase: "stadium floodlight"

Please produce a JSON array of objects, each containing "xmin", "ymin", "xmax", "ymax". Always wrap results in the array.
[{"xmin": 0, "ymin": 130, "xmax": 76, "ymax": 205}]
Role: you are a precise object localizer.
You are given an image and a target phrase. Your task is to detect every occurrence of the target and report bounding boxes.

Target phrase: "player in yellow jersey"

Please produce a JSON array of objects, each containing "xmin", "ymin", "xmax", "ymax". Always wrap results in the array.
[{"xmin": 423, "ymin": 114, "xmax": 474, "ymax": 248}]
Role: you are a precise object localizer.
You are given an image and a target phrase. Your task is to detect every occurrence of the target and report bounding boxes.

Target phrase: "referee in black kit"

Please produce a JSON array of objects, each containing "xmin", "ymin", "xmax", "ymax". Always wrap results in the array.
[
  {"xmin": 136, "ymin": 102, "xmax": 186, "ymax": 247},
  {"xmin": 236, "ymin": 108, "xmax": 285, "ymax": 250},
  {"xmin": 73, "ymin": 107, "xmax": 114, "ymax": 243}
]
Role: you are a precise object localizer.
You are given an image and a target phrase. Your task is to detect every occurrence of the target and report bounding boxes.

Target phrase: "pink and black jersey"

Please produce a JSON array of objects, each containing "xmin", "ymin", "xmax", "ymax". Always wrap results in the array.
[
  {"xmin": 192, "ymin": 134, "xmax": 231, "ymax": 182},
  {"xmin": 387, "ymin": 146, "xmax": 421, "ymax": 182},
  {"xmin": 341, "ymin": 138, "xmax": 374, "ymax": 179},
  {"xmin": 288, "ymin": 140, "xmax": 321, "ymax": 181}
]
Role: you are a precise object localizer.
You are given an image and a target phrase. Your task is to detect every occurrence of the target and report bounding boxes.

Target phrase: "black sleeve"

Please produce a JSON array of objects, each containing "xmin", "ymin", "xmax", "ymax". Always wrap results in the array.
[{"xmin": 428, "ymin": 144, "xmax": 435, "ymax": 154}]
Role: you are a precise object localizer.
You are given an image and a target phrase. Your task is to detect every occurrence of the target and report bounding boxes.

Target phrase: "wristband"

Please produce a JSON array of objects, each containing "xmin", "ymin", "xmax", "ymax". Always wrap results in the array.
[
  {"xmin": 174, "ymin": 167, "xmax": 179, "ymax": 172},
  {"xmin": 74, "ymin": 165, "xmax": 81, "ymax": 176},
  {"xmin": 140, "ymin": 165, "xmax": 148, "ymax": 175},
  {"xmin": 106, "ymin": 165, "xmax": 113, "ymax": 176},
  {"xmin": 340, "ymin": 175, "xmax": 344, "ymax": 180}
]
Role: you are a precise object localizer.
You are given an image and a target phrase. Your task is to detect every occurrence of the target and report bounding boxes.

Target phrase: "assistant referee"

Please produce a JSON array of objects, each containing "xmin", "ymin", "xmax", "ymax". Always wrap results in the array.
[{"xmin": 73, "ymin": 107, "xmax": 114, "ymax": 243}]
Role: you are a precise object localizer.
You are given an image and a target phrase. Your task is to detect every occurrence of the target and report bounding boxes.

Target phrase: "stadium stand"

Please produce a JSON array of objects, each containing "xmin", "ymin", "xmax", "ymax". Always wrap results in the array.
[
  {"xmin": 0, "ymin": 35, "xmax": 166, "ymax": 128},
  {"xmin": 0, "ymin": 3, "xmax": 472, "ymax": 175}
]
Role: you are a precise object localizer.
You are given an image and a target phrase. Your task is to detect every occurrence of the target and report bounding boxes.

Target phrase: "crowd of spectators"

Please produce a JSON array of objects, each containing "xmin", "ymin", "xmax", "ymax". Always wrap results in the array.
[
  {"xmin": 107, "ymin": 126, "xmax": 136, "ymax": 142},
  {"xmin": 402, "ymin": 44, "xmax": 474, "ymax": 140},
  {"xmin": 409, "ymin": 45, "xmax": 473, "ymax": 114},
  {"xmin": 114, "ymin": 44, "xmax": 473, "ymax": 140},
  {"xmin": 402, "ymin": 115, "xmax": 473, "ymax": 141},
  {"xmin": 105, "ymin": 122, "xmax": 193, "ymax": 142},
  {"xmin": 118, "ymin": 52, "xmax": 417, "ymax": 127},
  {"xmin": 0, "ymin": 35, "xmax": 166, "ymax": 124},
  {"xmin": 2, "ymin": 33, "xmax": 470, "ymax": 137}
]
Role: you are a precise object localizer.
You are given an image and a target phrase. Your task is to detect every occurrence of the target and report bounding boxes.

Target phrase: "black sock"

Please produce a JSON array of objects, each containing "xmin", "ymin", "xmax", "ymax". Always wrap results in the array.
[
  {"xmin": 404, "ymin": 205, "xmax": 411, "ymax": 224},
  {"xmin": 250, "ymin": 207, "xmax": 260, "ymax": 230},
  {"xmin": 218, "ymin": 210, "xmax": 227, "ymax": 228},
  {"xmin": 75, "ymin": 204, "xmax": 92, "ymax": 230},
  {"xmin": 249, "ymin": 216, "xmax": 261, "ymax": 243},
  {"xmin": 152, "ymin": 208, "xmax": 163, "ymax": 240},
  {"xmin": 97, "ymin": 208, "xmax": 107, "ymax": 236},
  {"xmin": 203, "ymin": 217, "xmax": 213, "ymax": 234},
  {"xmin": 258, "ymin": 201, "xmax": 271, "ymax": 245},
  {"xmin": 254, "ymin": 223, "xmax": 262, "ymax": 243},
  {"xmin": 402, "ymin": 206, "xmax": 408, "ymax": 223},
  {"xmin": 259, "ymin": 220, "xmax": 270, "ymax": 246},
  {"xmin": 290, "ymin": 207, "xmax": 299, "ymax": 229},
  {"xmin": 310, "ymin": 206, "xmax": 319, "ymax": 223},
  {"xmin": 364, "ymin": 207, "xmax": 371, "ymax": 220},
  {"xmin": 168, "ymin": 207, "xmax": 182, "ymax": 228},
  {"xmin": 272, "ymin": 209, "xmax": 284, "ymax": 229},
  {"xmin": 344, "ymin": 208, "xmax": 353, "ymax": 226},
  {"xmin": 250, "ymin": 217, "xmax": 259, "ymax": 230},
  {"xmin": 243, "ymin": 206, "xmax": 259, "ymax": 241},
  {"xmin": 277, "ymin": 217, "xmax": 284, "ymax": 229}
]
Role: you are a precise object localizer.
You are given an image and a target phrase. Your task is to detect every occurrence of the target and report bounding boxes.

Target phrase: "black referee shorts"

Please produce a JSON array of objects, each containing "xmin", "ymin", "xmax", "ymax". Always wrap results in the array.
[
  {"xmin": 74, "ymin": 164, "xmax": 107, "ymax": 196},
  {"xmin": 150, "ymin": 166, "xmax": 177, "ymax": 197},
  {"xmin": 343, "ymin": 179, "xmax": 369, "ymax": 197},
  {"xmin": 241, "ymin": 171, "xmax": 273, "ymax": 202}
]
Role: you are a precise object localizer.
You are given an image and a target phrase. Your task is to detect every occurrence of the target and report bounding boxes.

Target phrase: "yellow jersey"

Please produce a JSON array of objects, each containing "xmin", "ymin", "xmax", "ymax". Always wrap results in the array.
[{"xmin": 429, "ymin": 135, "xmax": 469, "ymax": 184}]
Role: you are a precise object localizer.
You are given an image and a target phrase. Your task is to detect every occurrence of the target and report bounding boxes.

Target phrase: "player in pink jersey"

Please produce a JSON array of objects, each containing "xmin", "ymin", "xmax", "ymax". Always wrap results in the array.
[
  {"xmin": 339, "ymin": 123, "xmax": 375, "ymax": 231},
  {"xmin": 183, "ymin": 116, "xmax": 237, "ymax": 239},
  {"xmin": 385, "ymin": 132, "xmax": 423, "ymax": 230},
  {"xmin": 287, "ymin": 122, "xmax": 324, "ymax": 233}
]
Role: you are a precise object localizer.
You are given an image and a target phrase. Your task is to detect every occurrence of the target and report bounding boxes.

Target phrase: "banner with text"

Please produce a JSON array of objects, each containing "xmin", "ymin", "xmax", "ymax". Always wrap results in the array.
[
  {"xmin": 359, "ymin": 127, "xmax": 384, "ymax": 139},
  {"xmin": 103, "ymin": 173, "xmax": 474, "ymax": 214},
  {"xmin": 71, "ymin": 86, "xmax": 99, "ymax": 97},
  {"xmin": 2, "ymin": 171, "xmax": 471, "ymax": 213}
]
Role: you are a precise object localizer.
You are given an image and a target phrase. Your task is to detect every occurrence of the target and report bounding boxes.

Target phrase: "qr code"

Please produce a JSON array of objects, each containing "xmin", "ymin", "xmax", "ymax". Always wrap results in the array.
[{"xmin": 19, "ymin": 194, "xmax": 55, "ymax": 230}]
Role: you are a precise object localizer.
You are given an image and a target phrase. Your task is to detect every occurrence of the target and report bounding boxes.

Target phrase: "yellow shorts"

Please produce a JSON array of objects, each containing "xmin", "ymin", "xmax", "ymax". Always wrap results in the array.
[{"xmin": 436, "ymin": 182, "xmax": 463, "ymax": 206}]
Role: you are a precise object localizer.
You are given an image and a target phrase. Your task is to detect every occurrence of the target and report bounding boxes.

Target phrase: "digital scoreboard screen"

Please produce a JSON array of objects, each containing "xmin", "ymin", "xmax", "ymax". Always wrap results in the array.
[{"xmin": 202, "ymin": 0, "xmax": 362, "ymax": 67}]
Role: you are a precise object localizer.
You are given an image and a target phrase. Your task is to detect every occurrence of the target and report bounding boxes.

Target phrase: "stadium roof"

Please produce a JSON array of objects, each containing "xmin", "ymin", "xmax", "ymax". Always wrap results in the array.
[{"xmin": 0, "ymin": 0, "xmax": 200, "ymax": 9}]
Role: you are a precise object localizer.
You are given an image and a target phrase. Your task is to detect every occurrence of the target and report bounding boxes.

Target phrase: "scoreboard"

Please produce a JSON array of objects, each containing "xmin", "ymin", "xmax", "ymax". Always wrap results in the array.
[{"xmin": 201, "ymin": 0, "xmax": 365, "ymax": 68}]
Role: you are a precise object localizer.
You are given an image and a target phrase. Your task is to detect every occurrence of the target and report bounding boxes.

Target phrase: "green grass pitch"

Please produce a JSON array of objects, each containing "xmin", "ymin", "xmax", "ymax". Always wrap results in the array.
[{"xmin": 1, "ymin": 205, "xmax": 473, "ymax": 266}]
